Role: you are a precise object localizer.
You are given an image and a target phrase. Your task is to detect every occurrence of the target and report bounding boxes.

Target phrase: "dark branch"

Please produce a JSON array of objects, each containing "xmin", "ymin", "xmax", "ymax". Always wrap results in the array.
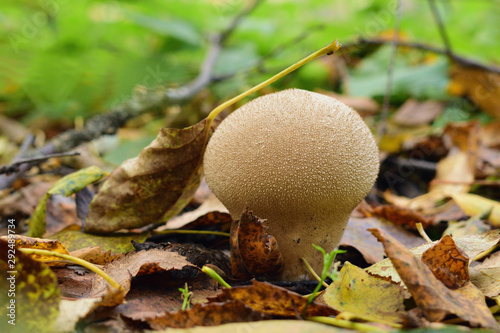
[
  {"xmin": 349, "ymin": 38, "xmax": 500, "ymax": 74},
  {"xmin": 0, "ymin": 1, "xmax": 262, "ymax": 189},
  {"xmin": 0, "ymin": 152, "xmax": 81, "ymax": 175}
]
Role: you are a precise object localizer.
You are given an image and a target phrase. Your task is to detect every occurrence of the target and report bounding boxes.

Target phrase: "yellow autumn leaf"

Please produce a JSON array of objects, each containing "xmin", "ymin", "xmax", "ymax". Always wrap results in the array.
[{"xmin": 451, "ymin": 193, "xmax": 500, "ymax": 227}]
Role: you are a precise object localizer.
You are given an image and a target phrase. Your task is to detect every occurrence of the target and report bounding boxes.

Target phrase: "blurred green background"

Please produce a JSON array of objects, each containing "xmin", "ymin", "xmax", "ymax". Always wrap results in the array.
[{"xmin": 0, "ymin": 0, "xmax": 499, "ymax": 124}]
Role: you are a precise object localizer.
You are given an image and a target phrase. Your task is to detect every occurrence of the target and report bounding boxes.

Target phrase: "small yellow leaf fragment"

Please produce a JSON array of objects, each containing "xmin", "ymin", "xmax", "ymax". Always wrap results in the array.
[{"xmin": 451, "ymin": 193, "xmax": 500, "ymax": 227}]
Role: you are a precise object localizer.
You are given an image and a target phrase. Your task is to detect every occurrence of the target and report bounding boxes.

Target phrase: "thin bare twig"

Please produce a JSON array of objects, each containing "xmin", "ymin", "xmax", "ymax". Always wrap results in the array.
[
  {"xmin": 428, "ymin": 0, "xmax": 453, "ymax": 58},
  {"xmin": 0, "ymin": 1, "xmax": 261, "ymax": 189},
  {"xmin": 0, "ymin": 151, "xmax": 81, "ymax": 175},
  {"xmin": 350, "ymin": 38, "xmax": 500, "ymax": 74},
  {"xmin": 377, "ymin": 0, "xmax": 403, "ymax": 140}
]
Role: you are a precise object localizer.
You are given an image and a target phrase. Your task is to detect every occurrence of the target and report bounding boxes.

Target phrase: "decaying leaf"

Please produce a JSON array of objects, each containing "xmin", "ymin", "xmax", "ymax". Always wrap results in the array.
[
  {"xmin": 230, "ymin": 210, "xmax": 284, "ymax": 280},
  {"xmin": 370, "ymin": 205, "xmax": 434, "ymax": 229},
  {"xmin": 470, "ymin": 251, "xmax": 500, "ymax": 298},
  {"xmin": 113, "ymin": 279, "xmax": 220, "ymax": 322},
  {"xmin": 27, "ymin": 166, "xmax": 107, "ymax": 237},
  {"xmin": 50, "ymin": 225, "xmax": 149, "ymax": 254},
  {"xmin": 145, "ymin": 301, "xmax": 263, "ymax": 330},
  {"xmin": 69, "ymin": 246, "xmax": 122, "ymax": 265},
  {"xmin": 443, "ymin": 216, "xmax": 491, "ymax": 238},
  {"xmin": 421, "ymin": 235, "xmax": 469, "ymax": 289},
  {"xmin": 85, "ymin": 119, "xmax": 218, "ymax": 233},
  {"xmin": 162, "ymin": 194, "xmax": 231, "ymax": 230},
  {"xmin": 370, "ymin": 228, "xmax": 499, "ymax": 330},
  {"xmin": 0, "ymin": 238, "xmax": 61, "ymax": 332},
  {"xmin": 209, "ymin": 280, "xmax": 337, "ymax": 317},
  {"xmin": 322, "ymin": 262, "xmax": 405, "ymax": 324},
  {"xmin": 341, "ymin": 217, "xmax": 426, "ymax": 264},
  {"xmin": 91, "ymin": 248, "xmax": 199, "ymax": 297},
  {"xmin": 0, "ymin": 235, "xmax": 69, "ymax": 266},
  {"xmin": 366, "ymin": 230, "xmax": 500, "ymax": 286}
]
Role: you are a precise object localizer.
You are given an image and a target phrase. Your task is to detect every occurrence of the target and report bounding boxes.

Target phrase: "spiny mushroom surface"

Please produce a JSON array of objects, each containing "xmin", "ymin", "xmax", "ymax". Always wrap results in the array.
[{"xmin": 203, "ymin": 89, "xmax": 379, "ymax": 281}]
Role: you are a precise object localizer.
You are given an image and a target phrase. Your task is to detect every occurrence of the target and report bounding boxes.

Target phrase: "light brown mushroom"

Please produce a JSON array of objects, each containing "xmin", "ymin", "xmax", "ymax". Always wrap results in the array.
[{"xmin": 203, "ymin": 89, "xmax": 379, "ymax": 281}]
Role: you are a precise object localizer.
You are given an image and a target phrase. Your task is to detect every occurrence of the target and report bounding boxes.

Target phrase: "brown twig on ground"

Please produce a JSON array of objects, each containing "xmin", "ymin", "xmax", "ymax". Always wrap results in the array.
[
  {"xmin": 377, "ymin": 0, "xmax": 403, "ymax": 140},
  {"xmin": 0, "ymin": 151, "xmax": 81, "ymax": 175},
  {"xmin": 0, "ymin": 0, "xmax": 262, "ymax": 190}
]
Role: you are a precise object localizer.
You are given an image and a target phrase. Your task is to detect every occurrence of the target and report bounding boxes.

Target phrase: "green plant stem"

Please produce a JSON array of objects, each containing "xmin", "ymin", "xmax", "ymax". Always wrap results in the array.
[
  {"xmin": 153, "ymin": 229, "xmax": 230, "ymax": 237},
  {"xmin": 202, "ymin": 265, "xmax": 231, "ymax": 288},
  {"xmin": 302, "ymin": 257, "xmax": 328, "ymax": 287},
  {"xmin": 179, "ymin": 282, "xmax": 192, "ymax": 311},
  {"xmin": 307, "ymin": 316, "xmax": 382, "ymax": 332},
  {"xmin": 204, "ymin": 39, "xmax": 341, "ymax": 135},
  {"xmin": 19, "ymin": 248, "xmax": 122, "ymax": 290}
]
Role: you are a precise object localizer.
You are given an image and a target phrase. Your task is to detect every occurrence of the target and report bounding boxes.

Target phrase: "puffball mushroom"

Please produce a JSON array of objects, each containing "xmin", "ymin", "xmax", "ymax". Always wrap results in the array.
[{"xmin": 203, "ymin": 89, "xmax": 379, "ymax": 281}]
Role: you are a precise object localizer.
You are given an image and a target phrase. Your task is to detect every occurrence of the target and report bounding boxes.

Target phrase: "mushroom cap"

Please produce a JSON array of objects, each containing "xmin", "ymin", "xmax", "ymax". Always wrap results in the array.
[{"xmin": 203, "ymin": 89, "xmax": 379, "ymax": 279}]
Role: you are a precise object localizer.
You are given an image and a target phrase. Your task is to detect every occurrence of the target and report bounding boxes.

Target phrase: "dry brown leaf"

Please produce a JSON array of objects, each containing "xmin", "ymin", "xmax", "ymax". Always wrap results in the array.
[
  {"xmin": 162, "ymin": 194, "xmax": 231, "ymax": 230},
  {"xmin": 470, "ymin": 251, "xmax": 500, "ymax": 298},
  {"xmin": 392, "ymin": 99, "xmax": 444, "ymax": 127},
  {"xmin": 85, "ymin": 119, "xmax": 218, "ymax": 233},
  {"xmin": 370, "ymin": 228, "xmax": 499, "ymax": 330},
  {"xmin": 145, "ymin": 301, "xmax": 263, "ymax": 330},
  {"xmin": 366, "ymin": 230, "xmax": 500, "ymax": 286},
  {"xmin": 230, "ymin": 209, "xmax": 284, "ymax": 280},
  {"xmin": 371, "ymin": 205, "xmax": 434, "ymax": 229},
  {"xmin": 209, "ymin": 280, "xmax": 337, "ymax": 317},
  {"xmin": 341, "ymin": 217, "xmax": 426, "ymax": 264},
  {"xmin": 421, "ymin": 235, "xmax": 469, "ymax": 289},
  {"xmin": 113, "ymin": 279, "xmax": 220, "ymax": 321},
  {"xmin": 91, "ymin": 249, "xmax": 198, "ymax": 297}
]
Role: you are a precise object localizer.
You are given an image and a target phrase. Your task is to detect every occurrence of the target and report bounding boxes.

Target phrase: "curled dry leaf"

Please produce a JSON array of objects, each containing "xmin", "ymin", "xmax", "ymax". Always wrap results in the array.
[
  {"xmin": 366, "ymin": 230, "xmax": 500, "ymax": 286},
  {"xmin": 28, "ymin": 166, "xmax": 107, "ymax": 237},
  {"xmin": 145, "ymin": 301, "xmax": 263, "ymax": 330},
  {"xmin": 162, "ymin": 194, "xmax": 231, "ymax": 230},
  {"xmin": 421, "ymin": 235, "xmax": 469, "ymax": 289},
  {"xmin": 209, "ymin": 280, "xmax": 337, "ymax": 317},
  {"xmin": 91, "ymin": 249, "xmax": 198, "ymax": 297},
  {"xmin": 369, "ymin": 228, "xmax": 499, "ymax": 330},
  {"xmin": 85, "ymin": 119, "xmax": 218, "ymax": 233},
  {"xmin": 370, "ymin": 205, "xmax": 434, "ymax": 229},
  {"xmin": 230, "ymin": 209, "xmax": 284, "ymax": 280}
]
